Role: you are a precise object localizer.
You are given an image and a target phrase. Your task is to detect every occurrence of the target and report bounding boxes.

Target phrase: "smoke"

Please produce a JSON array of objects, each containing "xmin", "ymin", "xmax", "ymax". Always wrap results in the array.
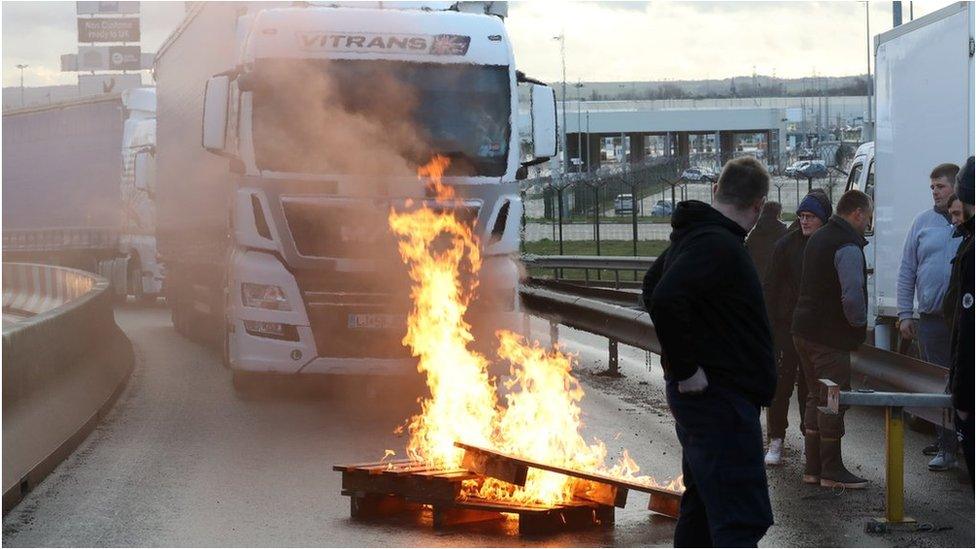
[{"xmin": 248, "ymin": 58, "xmax": 437, "ymax": 180}]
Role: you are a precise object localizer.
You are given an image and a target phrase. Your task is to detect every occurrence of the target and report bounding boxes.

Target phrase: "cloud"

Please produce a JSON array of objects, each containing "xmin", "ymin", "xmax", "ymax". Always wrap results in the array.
[{"xmin": 2, "ymin": 0, "xmax": 958, "ymax": 88}]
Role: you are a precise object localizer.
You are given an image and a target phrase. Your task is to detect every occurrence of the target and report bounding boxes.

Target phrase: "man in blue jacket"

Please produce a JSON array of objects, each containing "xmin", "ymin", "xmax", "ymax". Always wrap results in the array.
[
  {"xmin": 642, "ymin": 157, "xmax": 775, "ymax": 547},
  {"xmin": 896, "ymin": 162, "xmax": 962, "ymax": 471}
]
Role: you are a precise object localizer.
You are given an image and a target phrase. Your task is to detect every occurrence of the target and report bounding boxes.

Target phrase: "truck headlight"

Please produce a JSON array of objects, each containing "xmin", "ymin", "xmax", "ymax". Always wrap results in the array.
[{"xmin": 241, "ymin": 282, "xmax": 291, "ymax": 311}]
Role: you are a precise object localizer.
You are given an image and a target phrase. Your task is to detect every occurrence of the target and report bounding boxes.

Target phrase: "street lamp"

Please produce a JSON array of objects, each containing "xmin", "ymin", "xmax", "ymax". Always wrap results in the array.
[
  {"xmin": 16, "ymin": 64, "xmax": 28, "ymax": 107},
  {"xmin": 553, "ymin": 34, "xmax": 567, "ymax": 176}
]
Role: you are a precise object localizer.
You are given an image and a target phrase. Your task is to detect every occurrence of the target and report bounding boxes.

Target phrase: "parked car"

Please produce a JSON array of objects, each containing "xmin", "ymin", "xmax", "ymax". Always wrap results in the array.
[
  {"xmin": 680, "ymin": 167, "xmax": 716, "ymax": 182},
  {"xmin": 785, "ymin": 160, "xmax": 809, "ymax": 177},
  {"xmin": 614, "ymin": 194, "xmax": 636, "ymax": 215},
  {"xmin": 797, "ymin": 161, "xmax": 828, "ymax": 178},
  {"xmin": 651, "ymin": 200, "xmax": 674, "ymax": 216}
]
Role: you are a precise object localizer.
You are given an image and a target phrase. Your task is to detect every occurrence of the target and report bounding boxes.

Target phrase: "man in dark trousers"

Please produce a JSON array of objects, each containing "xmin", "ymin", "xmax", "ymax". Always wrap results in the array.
[
  {"xmin": 762, "ymin": 190, "xmax": 832, "ymax": 466},
  {"xmin": 792, "ymin": 189, "xmax": 872, "ymax": 489},
  {"xmin": 949, "ymin": 156, "xmax": 974, "ymax": 486},
  {"xmin": 641, "ymin": 157, "xmax": 776, "ymax": 547},
  {"xmin": 747, "ymin": 201, "xmax": 787, "ymax": 278}
]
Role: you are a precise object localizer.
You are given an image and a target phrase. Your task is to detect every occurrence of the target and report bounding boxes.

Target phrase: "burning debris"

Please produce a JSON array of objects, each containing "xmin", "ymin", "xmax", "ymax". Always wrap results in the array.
[{"xmin": 336, "ymin": 156, "xmax": 683, "ymax": 534}]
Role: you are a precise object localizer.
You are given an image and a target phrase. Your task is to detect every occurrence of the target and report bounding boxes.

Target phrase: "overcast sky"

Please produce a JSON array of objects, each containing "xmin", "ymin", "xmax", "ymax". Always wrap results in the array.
[{"xmin": 1, "ymin": 1, "xmax": 957, "ymax": 88}]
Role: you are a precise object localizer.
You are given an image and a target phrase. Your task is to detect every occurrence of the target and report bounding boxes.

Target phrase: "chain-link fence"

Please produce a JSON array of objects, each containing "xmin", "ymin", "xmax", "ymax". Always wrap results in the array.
[{"xmin": 520, "ymin": 156, "xmax": 848, "ymax": 262}]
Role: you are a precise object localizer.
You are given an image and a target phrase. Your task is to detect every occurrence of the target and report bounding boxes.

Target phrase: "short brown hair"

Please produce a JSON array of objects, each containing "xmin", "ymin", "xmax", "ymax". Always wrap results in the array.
[
  {"xmin": 836, "ymin": 189, "xmax": 872, "ymax": 216},
  {"xmin": 715, "ymin": 157, "xmax": 770, "ymax": 209},
  {"xmin": 761, "ymin": 201, "xmax": 782, "ymax": 217},
  {"xmin": 930, "ymin": 163, "xmax": 960, "ymax": 182}
]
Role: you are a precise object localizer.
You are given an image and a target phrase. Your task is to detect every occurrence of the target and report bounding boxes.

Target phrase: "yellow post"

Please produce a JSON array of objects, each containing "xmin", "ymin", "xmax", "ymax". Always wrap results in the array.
[{"xmin": 885, "ymin": 406, "xmax": 905, "ymax": 523}]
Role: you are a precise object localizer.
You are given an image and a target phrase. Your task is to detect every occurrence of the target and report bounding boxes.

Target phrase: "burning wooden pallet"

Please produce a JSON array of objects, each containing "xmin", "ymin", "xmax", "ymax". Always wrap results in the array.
[
  {"xmin": 334, "ymin": 459, "xmax": 614, "ymax": 535},
  {"xmin": 455, "ymin": 442, "xmax": 683, "ymax": 519}
]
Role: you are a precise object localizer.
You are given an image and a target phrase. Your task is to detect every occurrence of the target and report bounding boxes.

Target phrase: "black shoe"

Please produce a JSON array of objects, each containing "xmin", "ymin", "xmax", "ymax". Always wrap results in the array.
[{"xmin": 922, "ymin": 442, "xmax": 940, "ymax": 456}]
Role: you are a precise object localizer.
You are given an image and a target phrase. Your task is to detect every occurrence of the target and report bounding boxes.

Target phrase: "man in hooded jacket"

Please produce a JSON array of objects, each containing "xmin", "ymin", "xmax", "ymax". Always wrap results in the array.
[{"xmin": 642, "ymin": 157, "xmax": 776, "ymax": 547}]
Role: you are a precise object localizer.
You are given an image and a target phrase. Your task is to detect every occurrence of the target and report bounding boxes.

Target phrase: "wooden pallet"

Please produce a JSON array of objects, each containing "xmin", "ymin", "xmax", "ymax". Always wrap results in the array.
[
  {"xmin": 333, "ymin": 459, "xmax": 614, "ymax": 535},
  {"xmin": 455, "ymin": 441, "xmax": 683, "ymax": 519}
]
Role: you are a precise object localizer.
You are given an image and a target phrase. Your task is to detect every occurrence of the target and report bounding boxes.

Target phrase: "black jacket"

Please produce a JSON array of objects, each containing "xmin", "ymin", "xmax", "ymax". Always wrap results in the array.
[
  {"xmin": 792, "ymin": 215, "xmax": 868, "ymax": 351},
  {"xmin": 763, "ymin": 229, "xmax": 808, "ymax": 328},
  {"xmin": 641, "ymin": 201, "xmax": 776, "ymax": 406},
  {"xmin": 949, "ymin": 218, "xmax": 973, "ymax": 414},
  {"xmin": 747, "ymin": 213, "xmax": 788, "ymax": 280}
]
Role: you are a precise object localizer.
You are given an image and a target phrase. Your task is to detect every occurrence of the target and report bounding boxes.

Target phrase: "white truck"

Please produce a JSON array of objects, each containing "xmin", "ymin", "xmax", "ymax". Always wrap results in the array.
[
  {"xmin": 2, "ymin": 88, "xmax": 163, "ymax": 301},
  {"xmin": 845, "ymin": 1, "xmax": 974, "ymax": 348},
  {"xmin": 154, "ymin": 2, "xmax": 557, "ymax": 382}
]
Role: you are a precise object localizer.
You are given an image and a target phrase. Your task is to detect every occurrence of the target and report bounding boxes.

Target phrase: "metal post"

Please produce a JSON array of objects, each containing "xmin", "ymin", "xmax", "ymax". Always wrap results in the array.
[
  {"xmin": 16, "ymin": 64, "xmax": 28, "ymax": 107},
  {"xmin": 608, "ymin": 339, "xmax": 620, "ymax": 376},
  {"xmin": 631, "ymin": 182, "xmax": 639, "ymax": 257},
  {"xmin": 885, "ymin": 406, "xmax": 906, "ymax": 523},
  {"xmin": 593, "ymin": 185, "xmax": 601, "ymax": 257},
  {"xmin": 522, "ymin": 314, "xmax": 531, "ymax": 339},
  {"xmin": 556, "ymin": 186, "xmax": 565, "ymax": 255},
  {"xmin": 549, "ymin": 321, "xmax": 559, "ymax": 349}
]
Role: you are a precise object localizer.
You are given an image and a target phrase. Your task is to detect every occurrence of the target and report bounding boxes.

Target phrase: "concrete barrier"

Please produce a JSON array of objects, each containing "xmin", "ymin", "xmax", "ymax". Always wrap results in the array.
[{"xmin": 2, "ymin": 262, "xmax": 133, "ymax": 513}]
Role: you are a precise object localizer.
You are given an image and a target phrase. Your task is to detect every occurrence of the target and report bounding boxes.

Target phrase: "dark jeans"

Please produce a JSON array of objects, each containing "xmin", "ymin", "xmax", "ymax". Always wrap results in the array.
[
  {"xmin": 666, "ymin": 382, "xmax": 773, "ymax": 547},
  {"xmin": 766, "ymin": 327, "xmax": 808, "ymax": 439},
  {"xmin": 917, "ymin": 314, "xmax": 958, "ymax": 453},
  {"xmin": 794, "ymin": 335, "xmax": 850, "ymax": 439}
]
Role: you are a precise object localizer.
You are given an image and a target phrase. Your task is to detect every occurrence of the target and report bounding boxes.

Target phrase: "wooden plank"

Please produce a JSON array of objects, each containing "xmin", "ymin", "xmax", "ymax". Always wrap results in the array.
[
  {"xmin": 332, "ymin": 458, "xmax": 413, "ymax": 472},
  {"xmin": 340, "ymin": 470, "xmax": 463, "ymax": 502},
  {"xmin": 454, "ymin": 441, "xmax": 682, "ymax": 498},
  {"xmin": 573, "ymin": 478, "xmax": 629, "ymax": 508},
  {"xmin": 431, "ymin": 505, "xmax": 505, "ymax": 528},
  {"xmin": 648, "ymin": 491, "xmax": 681, "ymax": 519},
  {"xmin": 461, "ymin": 446, "xmax": 528, "ymax": 487}
]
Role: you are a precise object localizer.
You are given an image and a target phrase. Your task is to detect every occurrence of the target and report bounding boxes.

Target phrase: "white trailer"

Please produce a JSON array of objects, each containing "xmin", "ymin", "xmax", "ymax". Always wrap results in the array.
[
  {"xmin": 846, "ymin": 1, "xmax": 974, "ymax": 347},
  {"xmin": 154, "ymin": 2, "xmax": 557, "ymax": 382}
]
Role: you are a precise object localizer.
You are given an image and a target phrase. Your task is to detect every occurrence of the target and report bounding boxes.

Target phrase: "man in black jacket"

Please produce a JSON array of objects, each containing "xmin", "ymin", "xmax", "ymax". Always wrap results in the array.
[
  {"xmin": 642, "ymin": 157, "xmax": 775, "ymax": 547},
  {"xmin": 762, "ymin": 190, "xmax": 832, "ymax": 466},
  {"xmin": 747, "ymin": 201, "xmax": 787, "ymax": 278},
  {"xmin": 792, "ymin": 189, "xmax": 872, "ymax": 489},
  {"xmin": 949, "ymin": 156, "xmax": 974, "ymax": 486}
]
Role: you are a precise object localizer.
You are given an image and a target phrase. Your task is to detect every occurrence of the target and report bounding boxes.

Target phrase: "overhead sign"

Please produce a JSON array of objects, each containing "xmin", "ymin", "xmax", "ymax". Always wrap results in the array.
[
  {"xmin": 78, "ymin": 17, "xmax": 140, "ymax": 42},
  {"xmin": 297, "ymin": 32, "xmax": 471, "ymax": 56},
  {"xmin": 78, "ymin": 73, "xmax": 142, "ymax": 95},
  {"xmin": 76, "ymin": 46, "xmax": 142, "ymax": 70},
  {"xmin": 77, "ymin": 1, "xmax": 140, "ymax": 15},
  {"xmin": 61, "ymin": 51, "xmax": 153, "ymax": 71}
]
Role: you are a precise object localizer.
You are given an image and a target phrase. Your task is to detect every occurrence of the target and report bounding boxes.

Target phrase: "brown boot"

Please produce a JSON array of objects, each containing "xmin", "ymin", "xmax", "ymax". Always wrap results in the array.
[
  {"xmin": 819, "ymin": 437, "xmax": 868, "ymax": 489},
  {"xmin": 803, "ymin": 432, "xmax": 821, "ymax": 484}
]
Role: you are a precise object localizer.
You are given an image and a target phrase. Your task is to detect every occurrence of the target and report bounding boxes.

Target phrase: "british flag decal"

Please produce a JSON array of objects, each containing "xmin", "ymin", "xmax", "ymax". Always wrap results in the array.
[{"xmin": 429, "ymin": 34, "xmax": 471, "ymax": 56}]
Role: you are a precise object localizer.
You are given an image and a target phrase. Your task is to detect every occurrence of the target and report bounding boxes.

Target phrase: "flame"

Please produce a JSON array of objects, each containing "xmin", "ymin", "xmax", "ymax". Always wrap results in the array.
[{"xmin": 387, "ymin": 156, "xmax": 683, "ymax": 506}]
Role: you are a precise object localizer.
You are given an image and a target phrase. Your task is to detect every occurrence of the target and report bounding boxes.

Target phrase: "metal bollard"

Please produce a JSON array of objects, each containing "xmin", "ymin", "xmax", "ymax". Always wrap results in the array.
[
  {"xmin": 549, "ymin": 321, "xmax": 558, "ymax": 349},
  {"xmin": 607, "ymin": 339, "xmax": 621, "ymax": 377}
]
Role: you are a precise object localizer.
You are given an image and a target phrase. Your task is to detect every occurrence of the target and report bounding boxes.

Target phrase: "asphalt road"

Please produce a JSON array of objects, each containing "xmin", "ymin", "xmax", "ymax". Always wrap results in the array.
[{"xmin": 3, "ymin": 304, "xmax": 972, "ymax": 547}]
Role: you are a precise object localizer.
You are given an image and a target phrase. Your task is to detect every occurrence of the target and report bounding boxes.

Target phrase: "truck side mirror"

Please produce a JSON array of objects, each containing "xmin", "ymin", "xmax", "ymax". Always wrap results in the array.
[
  {"xmin": 202, "ymin": 75, "xmax": 230, "ymax": 153},
  {"xmin": 530, "ymin": 84, "xmax": 557, "ymax": 160}
]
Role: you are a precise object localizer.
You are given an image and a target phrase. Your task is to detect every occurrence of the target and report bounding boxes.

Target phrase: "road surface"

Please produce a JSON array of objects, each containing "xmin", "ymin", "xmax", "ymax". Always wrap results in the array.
[{"xmin": 3, "ymin": 304, "xmax": 972, "ymax": 547}]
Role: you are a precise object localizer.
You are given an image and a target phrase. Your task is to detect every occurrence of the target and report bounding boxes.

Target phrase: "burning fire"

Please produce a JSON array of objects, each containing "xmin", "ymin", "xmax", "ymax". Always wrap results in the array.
[{"xmin": 387, "ymin": 156, "xmax": 682, "ymax": 506}]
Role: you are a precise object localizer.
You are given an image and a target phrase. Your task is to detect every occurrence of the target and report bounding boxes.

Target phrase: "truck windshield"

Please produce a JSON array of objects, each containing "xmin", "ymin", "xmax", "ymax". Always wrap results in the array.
[{"xmin": 251, "ymin": 59, "xmax": 510, "ymax": 177}]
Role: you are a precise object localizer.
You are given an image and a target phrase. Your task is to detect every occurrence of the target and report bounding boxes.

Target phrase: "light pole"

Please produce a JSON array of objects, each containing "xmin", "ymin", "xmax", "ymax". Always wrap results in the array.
[
  {"xmin": 553, "ymin": 34, "xmax": 568, "ymax": 176},
  {"xmin": 575, "ymin": 80, "xmax": 583, "ymax": 173},
  {"xmin": 16, "ymin": 64, "xmax": 28, "ymax": 107}
]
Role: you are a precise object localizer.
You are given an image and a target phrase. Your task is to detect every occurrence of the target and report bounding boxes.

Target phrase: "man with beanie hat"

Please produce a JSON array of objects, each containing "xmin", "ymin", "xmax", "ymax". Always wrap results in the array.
[
  {"xmin": 895, "ymin": 163, "xmax": 962, "ymax": 471},
  {"xmin": 948, "ymin": 156, "xmax": 974, "ymax": 486},
  {"xmin": 793, "ymin": 189, "xmax": 873, "ymax": 489},
  {"xmin": 761, "ymin": 190, "xmax": 831, "ymax": 466}
]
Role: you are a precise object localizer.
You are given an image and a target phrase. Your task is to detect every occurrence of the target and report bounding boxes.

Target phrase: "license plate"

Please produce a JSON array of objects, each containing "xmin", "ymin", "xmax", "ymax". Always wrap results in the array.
[{"xmin": 347, "ymin": 313, "xmax": 398, "ymax": 330}]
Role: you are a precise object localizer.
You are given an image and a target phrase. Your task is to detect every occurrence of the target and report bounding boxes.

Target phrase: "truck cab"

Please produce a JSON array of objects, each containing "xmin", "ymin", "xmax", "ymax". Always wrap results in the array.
[{"xmin": 158, "ymin": 2, "xmax": 557, "ymax": 379}]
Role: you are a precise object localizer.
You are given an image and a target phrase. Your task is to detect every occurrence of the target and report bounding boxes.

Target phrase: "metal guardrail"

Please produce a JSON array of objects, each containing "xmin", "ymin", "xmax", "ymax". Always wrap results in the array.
[
  {"xmin": 2, "ymin": 227, "xmax": 119, "ymax": 252},
  {"xmin": 519, "ymin": 255, "xmax": 949, "ymax": 408}
]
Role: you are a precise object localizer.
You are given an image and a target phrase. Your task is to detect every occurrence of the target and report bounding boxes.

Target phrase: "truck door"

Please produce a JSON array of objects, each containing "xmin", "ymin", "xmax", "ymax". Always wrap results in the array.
[{"xmin": 846, "ymin": 158, "xmax": 877, "ymax": 324}]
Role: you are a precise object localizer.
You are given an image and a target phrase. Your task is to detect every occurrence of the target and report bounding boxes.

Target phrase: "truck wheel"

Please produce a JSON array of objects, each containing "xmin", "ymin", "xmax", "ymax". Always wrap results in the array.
[{"xmin": 128, "ymin": 260, "xmax": 144, "ymax": 302}]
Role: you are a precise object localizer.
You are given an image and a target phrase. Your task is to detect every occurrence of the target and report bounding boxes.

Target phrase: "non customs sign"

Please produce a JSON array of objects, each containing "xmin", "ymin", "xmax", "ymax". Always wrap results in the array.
[{"xmin": 78, "ymin": 17, "xmax": 140, "ymax": 42}]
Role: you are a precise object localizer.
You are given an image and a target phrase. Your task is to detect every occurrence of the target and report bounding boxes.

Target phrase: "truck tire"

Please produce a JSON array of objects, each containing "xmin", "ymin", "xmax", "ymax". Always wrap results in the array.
[{"xmin": 128, "ymin": 259, "xmax": 144, "ymax": 302}]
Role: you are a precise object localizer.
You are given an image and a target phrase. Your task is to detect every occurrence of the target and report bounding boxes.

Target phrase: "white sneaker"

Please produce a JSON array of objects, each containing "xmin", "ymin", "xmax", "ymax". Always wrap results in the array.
[{"xmin": 765, "ymin": 438, "xmax": 784, "ymax": 466}]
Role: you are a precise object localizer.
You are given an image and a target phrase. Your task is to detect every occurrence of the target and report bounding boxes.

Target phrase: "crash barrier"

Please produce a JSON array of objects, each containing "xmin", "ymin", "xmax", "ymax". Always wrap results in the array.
[
  {"xmin": 2, "ymin": 227, "xmax": 118, "ymax": 252},
  {"xmin": 518, "ymin": 257, "xmax": 949, "ymax": 410},
  {"xmin": 2, "ymin": 262, "xmax": 133, "ymax": 514},
  {"xmin": 820, "ymin": 381, "xmax": 953, "ymax": 532}
]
